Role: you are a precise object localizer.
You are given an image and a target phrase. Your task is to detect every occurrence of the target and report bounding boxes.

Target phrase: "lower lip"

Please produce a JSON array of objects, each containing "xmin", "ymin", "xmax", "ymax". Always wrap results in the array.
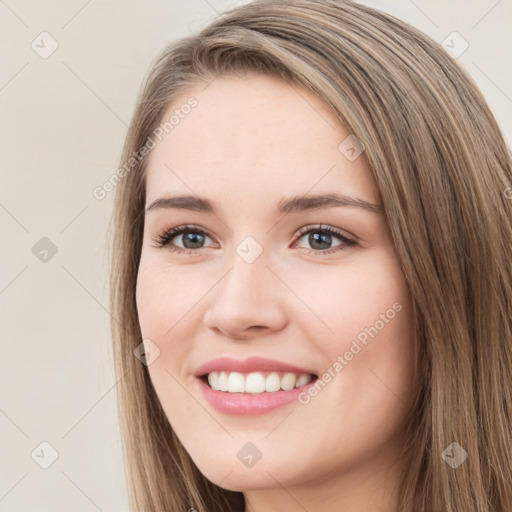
[{"xmin": 196, "ymin": 376, "xmax": 318, "ymax": 415}]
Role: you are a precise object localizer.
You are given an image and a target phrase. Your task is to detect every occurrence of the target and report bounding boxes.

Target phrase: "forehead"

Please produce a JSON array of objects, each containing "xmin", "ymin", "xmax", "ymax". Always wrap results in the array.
[{"xmin": 144, "ymin": 73, "xmax": 380, "ymax": 208}]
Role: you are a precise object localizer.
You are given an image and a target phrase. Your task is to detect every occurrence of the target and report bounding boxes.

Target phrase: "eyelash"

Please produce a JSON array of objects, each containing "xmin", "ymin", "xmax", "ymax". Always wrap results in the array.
[{"xmin": 152, "ymin": 224, "xmax": 357, "ymax": 256}]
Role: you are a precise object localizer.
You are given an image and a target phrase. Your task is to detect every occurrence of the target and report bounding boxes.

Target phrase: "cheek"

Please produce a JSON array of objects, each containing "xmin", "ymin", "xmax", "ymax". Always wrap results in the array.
[
  {"xmin": 136, "ymin": 267, "xmax": 165, "ymax": 339},
  {"xmin": 135, "ymin": 263, "xmax": 198, "ymax": 418},
  {"xmin": 286, "ymin": 249, "xmax": 411, "ymax": 343},
  {"xmin": 290, "ymin": 250, "xmax": 415, "ymax": 410},
  {"xmin": 135, "ymin": 259, "xmax": 211, "ymax": 400},
  {"xmin": 135, "ymin": 259, "xmax": 202, "ymax": 340}
]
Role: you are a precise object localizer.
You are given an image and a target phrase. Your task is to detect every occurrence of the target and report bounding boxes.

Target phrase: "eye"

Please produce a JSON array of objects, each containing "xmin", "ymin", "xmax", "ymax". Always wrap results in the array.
[
  {"xmin": 152, "ymin": 223, "xmax": 357, "ymax": 256},
  {"xmin": 152, "ymin": 224, "xmax": 217, "ymax": 255},
  {"xmin": 291, "ymin": 224, "xmax": 356, "ymax": 255}
]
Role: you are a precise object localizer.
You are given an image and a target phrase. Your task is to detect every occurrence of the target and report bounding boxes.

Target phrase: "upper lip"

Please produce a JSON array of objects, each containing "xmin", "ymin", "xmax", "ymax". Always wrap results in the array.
[{"xmin": 194, "ymin": 357, "xmax": 318, "ymax": 377}]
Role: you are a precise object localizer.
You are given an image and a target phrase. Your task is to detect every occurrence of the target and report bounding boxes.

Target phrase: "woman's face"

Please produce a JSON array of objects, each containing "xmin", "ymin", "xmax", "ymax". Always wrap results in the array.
[{"xmin": 136, "ymin": 72, "xmax": 416, "ymax": 508}]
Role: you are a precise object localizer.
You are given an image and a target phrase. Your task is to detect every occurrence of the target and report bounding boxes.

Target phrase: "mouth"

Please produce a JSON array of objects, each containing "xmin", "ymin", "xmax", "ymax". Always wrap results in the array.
[
  {"xmin": 197, "ymin": 370, "xmax": 320, "ymax": 415},
  {"xmin": 199, "ymin": 370, "xmax": 319, "ymax": 394}
]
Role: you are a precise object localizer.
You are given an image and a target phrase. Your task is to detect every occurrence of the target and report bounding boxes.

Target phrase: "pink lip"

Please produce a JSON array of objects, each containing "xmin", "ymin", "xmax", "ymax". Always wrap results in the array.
[
  {"xmin": 196, "ymin": 375, "xmax": 318, "ymax": 415},
  {"xmin": 193, "ymin": 356, "xmax": 317, "ymax": 377}
]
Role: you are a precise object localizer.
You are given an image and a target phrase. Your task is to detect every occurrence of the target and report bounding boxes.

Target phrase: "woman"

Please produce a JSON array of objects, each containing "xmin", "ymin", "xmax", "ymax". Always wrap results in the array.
[{"xmin": 109, "ymin": 1, "xmax": 512, "ymax": 510}]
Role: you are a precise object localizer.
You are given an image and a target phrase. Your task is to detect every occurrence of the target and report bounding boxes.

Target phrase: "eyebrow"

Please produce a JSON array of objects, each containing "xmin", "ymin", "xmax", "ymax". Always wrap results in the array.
[{"xmin": 145, "ymin": 193, "xmax": 383, "ymax": 215}]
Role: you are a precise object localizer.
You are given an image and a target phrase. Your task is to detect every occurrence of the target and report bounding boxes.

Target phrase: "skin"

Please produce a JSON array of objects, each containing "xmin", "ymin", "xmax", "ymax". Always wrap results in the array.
[{"xmin": 136, "ymin": 72, "xmax": 416, "ymax": 512}]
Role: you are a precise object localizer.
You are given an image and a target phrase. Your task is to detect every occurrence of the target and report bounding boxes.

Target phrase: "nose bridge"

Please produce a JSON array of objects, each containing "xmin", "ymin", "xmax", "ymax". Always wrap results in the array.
[
  {"xmin": 217, "ymin": 221, "xmax": 270, "ymax": 288},
  {"xmin": 218, "ymin": 238, "xmax": 270, "ymax": 306},
  {"xmin": 204, "ymin": 236, "xmax": 287, "ymax": 338}
]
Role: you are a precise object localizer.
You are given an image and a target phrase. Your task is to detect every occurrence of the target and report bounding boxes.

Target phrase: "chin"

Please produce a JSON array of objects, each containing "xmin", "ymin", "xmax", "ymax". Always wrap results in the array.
[{"xmin": 195, "ymin": 458, "xmax": 294, "ymax": 491}]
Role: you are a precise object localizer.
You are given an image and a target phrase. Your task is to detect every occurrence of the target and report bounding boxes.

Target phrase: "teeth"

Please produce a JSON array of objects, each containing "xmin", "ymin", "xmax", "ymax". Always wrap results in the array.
[
  {"xmin": 227, "ymin": 372, "xmax": 245, "ymax": 392},
  {"xmin": 246, "ymin": 372, "xmax": 266, "ymax": 393},
  {"xmin": 218, "ymin": 371, "xmax": 228, "ymax": 391},
  {"xmin": 206, "ymin": 371, "xmax": 314, "ymax": 394},
  {"xmin": 265, "ymin": 372, "xmax": 281, "ymax": 392},
  {"xmin": 295, "ymin": 374, "xmax": 311, "ymax": 388}
]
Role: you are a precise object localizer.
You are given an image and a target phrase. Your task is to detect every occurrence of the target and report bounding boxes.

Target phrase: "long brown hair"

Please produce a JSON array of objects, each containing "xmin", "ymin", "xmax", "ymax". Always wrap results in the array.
[{"xmin": 108, "ymin": 1, "xmax": 512, "ymax": 510}]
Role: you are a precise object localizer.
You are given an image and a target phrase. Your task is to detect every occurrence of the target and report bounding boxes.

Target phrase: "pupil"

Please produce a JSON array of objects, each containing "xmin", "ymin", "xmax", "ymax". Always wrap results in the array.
[
  {"xmin": 183, "ymin": 232, "xmax": 204, "ymax": 249},
  {"xmin": 309, "ymin": 232, "xmax": 331, "ymax": 250}
]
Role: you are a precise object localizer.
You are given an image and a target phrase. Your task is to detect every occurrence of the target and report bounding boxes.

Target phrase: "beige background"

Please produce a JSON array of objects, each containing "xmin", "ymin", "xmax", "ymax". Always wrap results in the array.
[{"xmin": 0, "ymin": 0, "xmax": 510, "ymax": 510}]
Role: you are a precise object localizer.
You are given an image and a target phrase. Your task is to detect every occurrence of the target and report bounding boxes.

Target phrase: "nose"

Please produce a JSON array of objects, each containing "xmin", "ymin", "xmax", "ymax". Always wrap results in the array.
[{"xmin": 203, "ymin": 250, "xmax": 288, "ymax": 341}]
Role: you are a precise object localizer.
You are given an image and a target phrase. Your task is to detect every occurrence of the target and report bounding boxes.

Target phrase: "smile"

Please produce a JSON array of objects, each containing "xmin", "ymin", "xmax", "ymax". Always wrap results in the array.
[
  {"xmin": 197, "ymin": 371, "xmax": 319, "ymax": 415},
  {"xmin": 204, "ymin": 370, "xmax": 315, "ymax": 394}
]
